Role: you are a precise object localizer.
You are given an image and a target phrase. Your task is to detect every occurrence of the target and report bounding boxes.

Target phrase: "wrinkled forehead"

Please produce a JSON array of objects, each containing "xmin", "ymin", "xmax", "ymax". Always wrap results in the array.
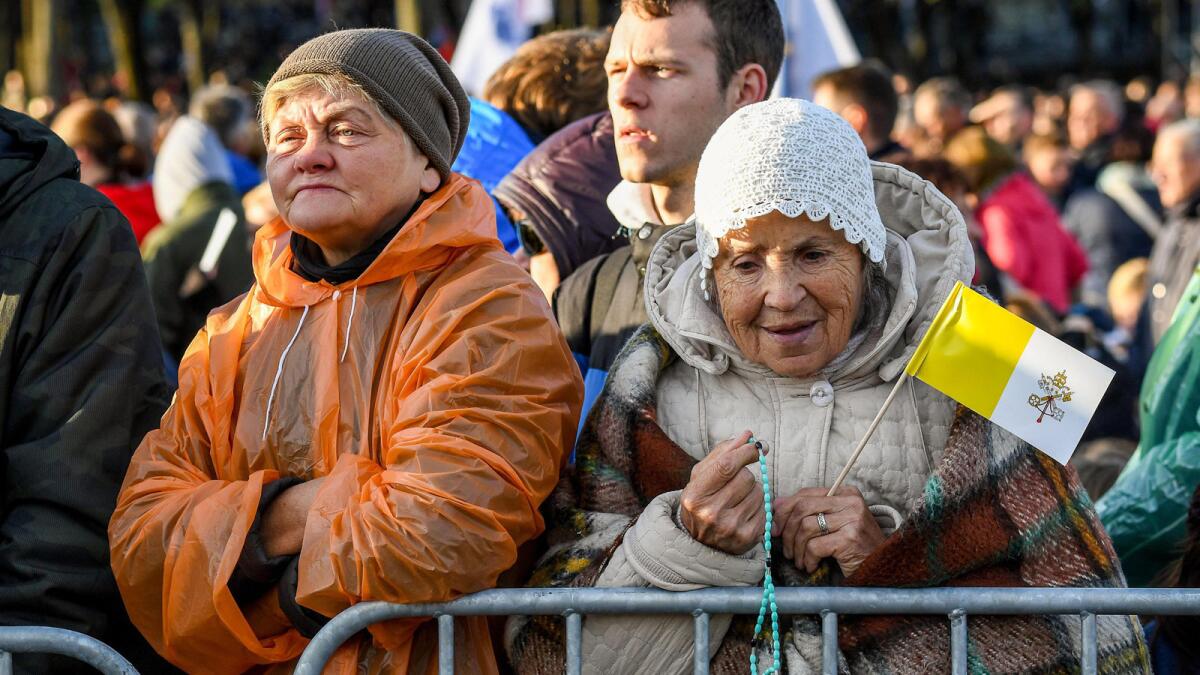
[
  {"xmin": 269, "ymin": 90, "xmax": 371, "ymax": 127},
  {"xmin": 607, "ymin": 4, "xmax": 717, "ymax": 65}
]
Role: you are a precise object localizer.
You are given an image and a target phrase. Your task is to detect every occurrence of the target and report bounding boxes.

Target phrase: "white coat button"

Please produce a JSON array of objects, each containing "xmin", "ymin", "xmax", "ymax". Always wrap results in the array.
[
  {"xmin": 332, "ymin": 290, "xmax": 342, "ymax": 300},
  {"xmin": 810, "ymin": 380, "xmax": 834, "ymax": 407},
  {"xmin": 637, "ymin": 224, "xmax": 653, "ymax": 239}
]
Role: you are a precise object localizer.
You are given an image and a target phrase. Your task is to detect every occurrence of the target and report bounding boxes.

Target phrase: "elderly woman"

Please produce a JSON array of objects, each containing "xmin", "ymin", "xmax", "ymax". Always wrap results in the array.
[
  {"xmin": 108, "ymin": 29, "xmax": 583, "ymax": 674},
  {"xmin": 507, "ymin": 99, "xmax": 1147, "ymax": 673}
]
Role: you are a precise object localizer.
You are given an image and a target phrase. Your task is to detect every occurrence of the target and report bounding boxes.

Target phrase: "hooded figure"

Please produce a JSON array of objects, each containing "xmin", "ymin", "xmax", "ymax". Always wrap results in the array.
[
  {"xmin": 0, "ymin": 107, "xmax": 172, "ymax": 673},
  {"xmin": 507, "ymin": 99, "xmax": 1147, "ymax": 674},
  {"xmin": 143, "ymin": 114, "xmax": 255, "ymax": 361},
  {"xmin": 110, "ymin": 29, "xmax": 583, "ymax": 674}
]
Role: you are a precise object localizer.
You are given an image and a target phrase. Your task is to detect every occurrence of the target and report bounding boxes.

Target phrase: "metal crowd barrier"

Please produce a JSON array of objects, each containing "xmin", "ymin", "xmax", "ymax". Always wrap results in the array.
[
  {"xmin": 0, "ymin": 626, "xmax": 138, "ymax": 675},
  {"xmin": 293, "ymin": 586, "xmax": 1200, "ymax": 675}
]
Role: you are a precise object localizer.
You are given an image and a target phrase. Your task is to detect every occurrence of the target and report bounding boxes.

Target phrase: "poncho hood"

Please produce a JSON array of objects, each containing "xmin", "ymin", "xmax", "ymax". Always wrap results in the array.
[{"xmin": 252, "ymin": 173, "xmax": 499, "ymax": 307}]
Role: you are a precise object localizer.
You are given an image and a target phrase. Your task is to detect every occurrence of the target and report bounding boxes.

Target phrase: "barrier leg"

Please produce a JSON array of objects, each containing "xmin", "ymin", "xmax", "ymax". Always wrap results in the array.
[
  {"xmin": 438, "ymin": 614, "xmax": 454, "ymax": 675},
  {"xmin": 693, "ymin": 611, "xmax": 709, "ymax": 675},
  {"xmin": 949, "ymin": 610, "xmax": 967, "ymax": 675},
  {"xmin": 565, "ymin": 612, "xmax": 582, "ymax": 675},
  {"xmin": 1081, "ymin": 612, "xmax": 1097, "ymax": 675},
  {"xmin": 821, "ymin": 610, "xmax": 838, "ymax": 675}
]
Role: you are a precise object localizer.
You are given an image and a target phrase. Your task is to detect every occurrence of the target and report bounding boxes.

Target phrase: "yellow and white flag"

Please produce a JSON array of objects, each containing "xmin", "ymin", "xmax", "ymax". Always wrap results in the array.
[{"xmin": 905, "ymin": 282, "xmax": 1114, "ymax": 464}]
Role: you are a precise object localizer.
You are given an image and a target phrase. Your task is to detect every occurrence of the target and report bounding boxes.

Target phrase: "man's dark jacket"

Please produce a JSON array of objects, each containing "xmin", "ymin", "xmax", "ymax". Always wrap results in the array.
[
  {"xmin": 0, "ymin": 107, "xmax": 174, "ymax": 672},
  {"xmin": 494, "ymin": 112, "xmax": 623, "ymax": 280}
]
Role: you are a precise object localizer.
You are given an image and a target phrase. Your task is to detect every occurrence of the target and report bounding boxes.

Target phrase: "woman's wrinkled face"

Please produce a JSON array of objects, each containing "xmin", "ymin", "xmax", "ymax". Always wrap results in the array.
[
  {"xmin": 265, "ymin": 87, "xmax": 440, "ymax": 265},
  {"xmin": 713, "ymin": 213, "xmax": 865, "ymax": 378}
]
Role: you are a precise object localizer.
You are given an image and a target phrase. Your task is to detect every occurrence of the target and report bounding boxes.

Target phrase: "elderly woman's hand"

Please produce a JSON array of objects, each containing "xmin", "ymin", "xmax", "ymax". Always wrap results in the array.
[
  {"xmin": 678, "ymin": 430, "xmax": 767, "ymax": 556},
  {"xmin": 771, "ymin": 486, "xmax": 885, "ymax": 577}
]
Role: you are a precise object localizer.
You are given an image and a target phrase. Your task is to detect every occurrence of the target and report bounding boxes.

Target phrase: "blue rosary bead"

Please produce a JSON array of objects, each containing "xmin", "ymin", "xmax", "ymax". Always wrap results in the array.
[{"xmin": 751, "ymin": 439, "xmax": 781, "ymax": 675}]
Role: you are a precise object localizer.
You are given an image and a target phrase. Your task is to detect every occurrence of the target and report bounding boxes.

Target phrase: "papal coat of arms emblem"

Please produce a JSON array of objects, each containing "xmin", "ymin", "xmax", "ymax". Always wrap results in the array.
[{"xmin": 1028, "ymin": 370, "xmax": 1073, "ymax": 423}]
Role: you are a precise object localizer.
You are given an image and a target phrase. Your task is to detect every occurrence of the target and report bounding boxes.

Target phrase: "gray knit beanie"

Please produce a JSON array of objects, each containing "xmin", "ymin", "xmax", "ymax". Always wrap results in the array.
[{"xmin": 266, "ymin": 28, "xmax": 470, "ymax": 181}]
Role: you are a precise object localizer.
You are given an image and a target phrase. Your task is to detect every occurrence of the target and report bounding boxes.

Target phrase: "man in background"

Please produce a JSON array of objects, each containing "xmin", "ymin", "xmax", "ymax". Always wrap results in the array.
[{"xmin": 812, "ymin": 61, "xmax": 908, "ymax": 163}]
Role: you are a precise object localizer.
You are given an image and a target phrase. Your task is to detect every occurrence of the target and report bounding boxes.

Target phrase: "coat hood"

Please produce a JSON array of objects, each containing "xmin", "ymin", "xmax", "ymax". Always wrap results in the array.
[
  {"xmin": 492, "ymin": 111, "xmax": 622, "ymax": 278},
  {"xmin": 152, "ymin": 116, "xmax": 234, "ymax": 223},
  {"xmin": 252, "ymin": 173, "xmax": 500, "ymax": 308},
  {"xmin": 0, "ymin": 107, "xmax": 81, "ymax": 221},
  {"xmin": 644, "ymin": 162, "xmax": 974, "ymax": 384}
]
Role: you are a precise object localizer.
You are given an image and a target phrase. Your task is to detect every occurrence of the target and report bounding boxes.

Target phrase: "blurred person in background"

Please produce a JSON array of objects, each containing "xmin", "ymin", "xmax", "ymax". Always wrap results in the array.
[
  {"xmin": 1141, "ymin": 483, "xmax": 1200, "ymax": 672},
  {"xmin": 190, "ymin": 84, "xmax": 262, "ymax": 195},
  {"xmin": 1098, "ymin": 266, "xmax": 1200, "ymax": 587},
  {"xmin": 454, "ymin": 28, "xmax": 611, "ymax": 254},
  {"xmin": 1062, "ymin": 119, "xmax": 1158, "ymax": 310},
  {"xmin": 553, "ymin": 0, "xmax": 783, "ymax": 426},
  {"xmin": 1185, "ymin": 75, "xmax": 1200, "ymax": 120},
  {"xmin": 242, "ymin": 181, "xmax": 278, "ymax": 235},
  {"xmin": 1022, "ymin": 132, "xmax": 1076, "ymax": 209},
  {"xmin": 970, "ymin": 85, "xmax": 1034, "ymax": 152},
  {"xmin": 897, "ymin": 156, "xmax": 1003, "ymax": 299},
  {"xmin": 1, "ymin": 71, "xmax": 25, "ymax": 112},
  {"xmin": 811, "ymin": 60, "xmax": 908, "ymax": 162},
  {"xmin": 111, "ymin": 101, "xmax": 160, "ymax": 174},
  {"xmin": 911, "ymin": 76, "xmax": 971, "ymax": 156},
  {"xmin": 144, "ymin": 114, "xmax": 254, "ymax": 362},
  {"xmin": 494, "ymin": 111, "xmax": 623, "ymax": 301},
  {"xmin": 944, "ymin": 126, "xmax": 1088, "ymax": 315},
  {"xmin": 1032, "ymin": 89, "xmax": 1068, "ymax": 137},
  {"xmin": 1141, "ymin": 119, "xmax": 1200, "ymax": 345},
  {"xmin": 1107, "ymin": 257, "xmax": 1149, "ymax": 360},
  {"xmin": 1144, "ymin": 80, "xmax": 1184, "ymax": 132},
  {"xmin": 51, "ymin": 99, "xmax": 161, "ymax": 243},
  {"xmin": 1067, "ymin": 80, "xmax": 1124, "ymax": 195}
]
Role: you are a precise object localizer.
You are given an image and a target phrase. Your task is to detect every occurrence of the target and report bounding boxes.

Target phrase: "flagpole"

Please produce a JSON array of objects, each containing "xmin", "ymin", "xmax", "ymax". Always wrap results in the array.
[{"xmin": 826, "ymin": 371, "xmax": 910, "ymax": 496}]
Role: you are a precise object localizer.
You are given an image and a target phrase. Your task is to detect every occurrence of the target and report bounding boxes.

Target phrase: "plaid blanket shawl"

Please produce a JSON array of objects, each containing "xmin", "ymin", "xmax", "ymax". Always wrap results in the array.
[{"xmin": 507, "ymin": 327, "xmax": 1150, "ymax": 674}]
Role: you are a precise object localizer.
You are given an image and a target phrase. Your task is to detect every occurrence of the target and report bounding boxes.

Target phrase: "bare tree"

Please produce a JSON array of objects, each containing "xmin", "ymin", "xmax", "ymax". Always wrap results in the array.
[
  {"xmin": 98, "ymin": 0, "xmax": 150, "ymax": 101},
  {"xmin": 19, "ymin": 0, "xmax": 61, "ymax": 100}
]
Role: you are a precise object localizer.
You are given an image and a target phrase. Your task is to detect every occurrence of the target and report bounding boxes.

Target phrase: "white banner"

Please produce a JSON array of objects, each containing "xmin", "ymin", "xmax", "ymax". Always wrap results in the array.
[
  {"xmin": 775, "ymin": 0, "xmax": 861, "ymax": 100},
  {"xmin": 450, "ymin": 0, "xmax": 554, "ymax": 96}
]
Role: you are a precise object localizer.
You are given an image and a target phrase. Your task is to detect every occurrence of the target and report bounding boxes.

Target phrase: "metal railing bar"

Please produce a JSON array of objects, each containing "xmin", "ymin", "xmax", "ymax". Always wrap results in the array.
[
  {"xmin": 292, "ymin": 587, "xmax": 1200, "ymax": 674},
  {"xmin": 1081, "ymin": 612, "xmax": 1097, "ymax": 675},
  {"xmin": 821, "ymin": 610, "xmax": 838, "ymax": 675},
  {"xmin": 949, "ymin": 610, "xmax": 967, "ymax": 675},
  {"xmin": 565, "ymin": 612, "xmax": 582, "ymax": 675},
  {"xmin": 294, "ymin": 586, "xmax": 1200, "ymax": 623},
  {"xmin": 0, "ymin": 627, "xmax": 138, "ymax": 675},
  {"xmin": 693, "ymin": 611, "xmax": 709, "ymax": 675},
  {"xmin": 0, "ymin": 650, "xmax": 11, "ymax": 675},
  {"xmin": 437, "ymin": 614, "xmax": 454, "ymax": 675}
]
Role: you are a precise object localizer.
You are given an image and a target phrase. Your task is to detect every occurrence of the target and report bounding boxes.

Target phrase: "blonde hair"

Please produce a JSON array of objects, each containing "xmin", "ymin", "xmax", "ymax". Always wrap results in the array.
[{"xmin": 258, "ymin": 72, "xmax": 397, "ymax": 140}]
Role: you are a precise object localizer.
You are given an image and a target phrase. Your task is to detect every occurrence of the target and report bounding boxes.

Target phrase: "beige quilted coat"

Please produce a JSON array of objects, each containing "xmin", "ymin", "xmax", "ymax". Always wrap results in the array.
[{"xmin": 579, "ymin": 163, "xmax": 976, "ymax": 674}]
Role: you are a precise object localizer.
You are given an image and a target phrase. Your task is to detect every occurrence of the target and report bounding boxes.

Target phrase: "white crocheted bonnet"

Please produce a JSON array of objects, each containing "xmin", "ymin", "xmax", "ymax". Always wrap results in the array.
[{"xmin": 694, "ymin": 98, "xmax": 887, "ymax": 299}]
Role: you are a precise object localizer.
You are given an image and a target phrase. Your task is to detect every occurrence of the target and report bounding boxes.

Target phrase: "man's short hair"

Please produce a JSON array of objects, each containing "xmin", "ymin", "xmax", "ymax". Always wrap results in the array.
[
  {"xmin": 914, "ymin": 76, "xmax": 972, "ymax": 114},
  {"xmin": 812, "ymin": 61, "xmax": 898, "ymax": 138},
  {"xmin": 1071, "ymin": 80, "xmax": 1126, "ymax": 125},
  {"xmin": 483, "ymin": 28, "xmax": 611, "ymax": 140},
  {"xmin": 620, "ymin": 0, "xmax": 785, "ymax": 93},
  {"xmin": 191, "ymin": 84, "xmax": 252, "ymax": 149},
  {"xmin": 1157, "ymin": 118, "xmax": 1200, "ymax": 158}
]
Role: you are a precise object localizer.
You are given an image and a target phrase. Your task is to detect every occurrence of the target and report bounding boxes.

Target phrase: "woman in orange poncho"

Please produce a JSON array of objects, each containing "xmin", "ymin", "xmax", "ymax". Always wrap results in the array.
[{"xmin": 108, "ymin": 29, "xmax": 583, "ymax": 674}]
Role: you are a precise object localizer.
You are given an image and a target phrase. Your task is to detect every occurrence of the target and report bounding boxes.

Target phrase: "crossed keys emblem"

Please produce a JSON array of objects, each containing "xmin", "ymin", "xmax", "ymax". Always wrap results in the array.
[{"xmin": 1028, "ymin": 370, "xmax": 1073, "ymax": 423}]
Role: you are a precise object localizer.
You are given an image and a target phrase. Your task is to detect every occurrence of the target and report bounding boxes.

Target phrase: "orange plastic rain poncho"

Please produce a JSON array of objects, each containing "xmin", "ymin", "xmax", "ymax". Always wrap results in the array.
[{"xmin": 109, "ymin": 175, "xmax": 583, "ymax": 674}]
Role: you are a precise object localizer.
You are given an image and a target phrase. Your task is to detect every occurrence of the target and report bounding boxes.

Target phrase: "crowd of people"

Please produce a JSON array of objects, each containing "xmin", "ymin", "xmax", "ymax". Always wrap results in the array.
[{"xmin": 0, "ymin": 0, "xmax": 1198, "ymax": 672}]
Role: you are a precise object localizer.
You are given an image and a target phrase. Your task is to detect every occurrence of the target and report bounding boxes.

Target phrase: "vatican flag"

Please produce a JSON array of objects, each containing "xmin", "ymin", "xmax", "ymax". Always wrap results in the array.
[{"xmin": 905, "ymin": 282, "xmax": 1114, "ymax": 465}]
